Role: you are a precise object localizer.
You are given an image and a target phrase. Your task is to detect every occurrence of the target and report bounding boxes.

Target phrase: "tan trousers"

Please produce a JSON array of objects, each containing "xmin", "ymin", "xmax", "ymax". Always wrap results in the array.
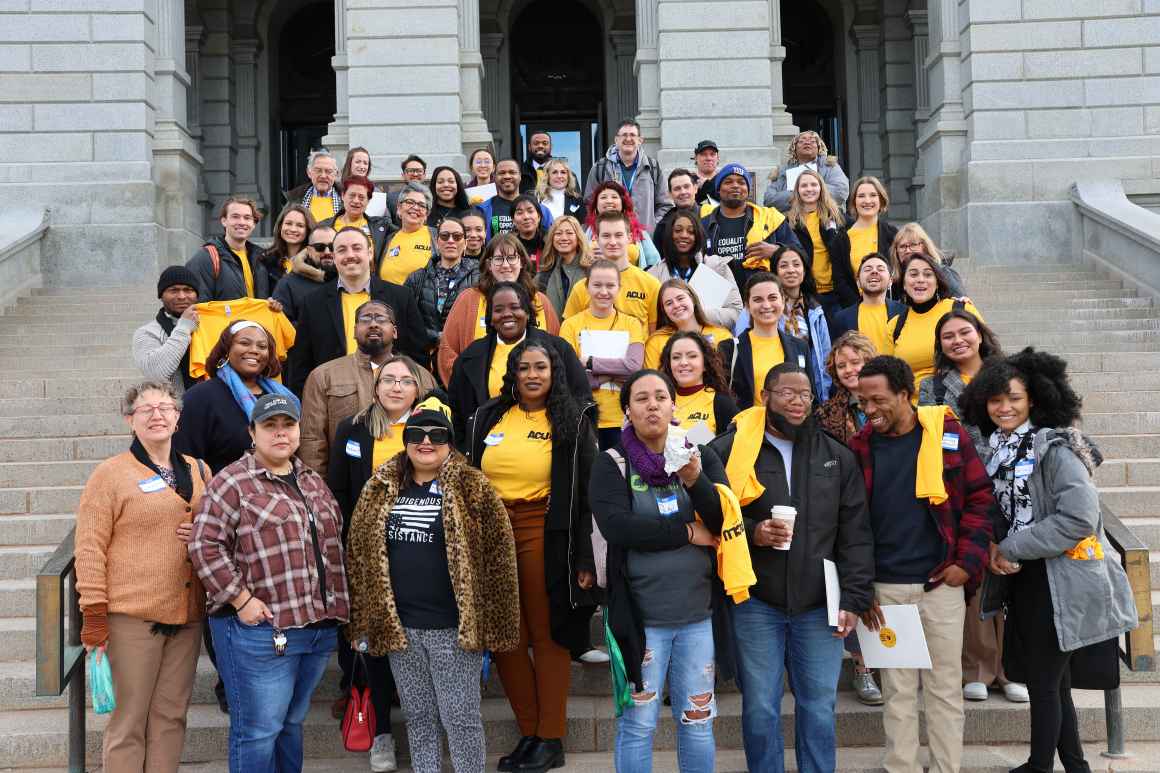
[
  {"xmin": 961, "ymin": 591, "xmax": 1007, "ymax": 686},
  {"xmin": 875, "ymin": 582, "xmax": 965, "ymax": 773},
  {"xmin": 103, "ymin": 613, "xmax": 201, "ymax": 772}
]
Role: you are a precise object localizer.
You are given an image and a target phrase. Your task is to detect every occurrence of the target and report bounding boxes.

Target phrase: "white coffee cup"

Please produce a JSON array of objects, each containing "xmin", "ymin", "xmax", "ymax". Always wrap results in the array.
[{"xmin": 769, "ymin": 505, "xmax": 797, "ymax": 551}]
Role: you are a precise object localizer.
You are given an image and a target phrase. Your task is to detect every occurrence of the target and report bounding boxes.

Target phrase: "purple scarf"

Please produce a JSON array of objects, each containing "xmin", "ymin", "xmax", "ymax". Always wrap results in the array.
[{"xmin": 620, "ymin": 425, "xmax": 676, "ymax": 487}]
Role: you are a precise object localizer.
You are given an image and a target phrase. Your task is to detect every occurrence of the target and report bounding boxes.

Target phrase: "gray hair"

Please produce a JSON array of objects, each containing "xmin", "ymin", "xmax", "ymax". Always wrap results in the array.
[
  {"xmin": 121, "ymin": 381, "xmax": 182, "ymax": 416},
  {"xmin": 396, "ymin": 180, "xmax": 433, "ymax": 216},
  {"xmin": 307, "ymin": 149, "xmax": 336, "ymax": 170}
]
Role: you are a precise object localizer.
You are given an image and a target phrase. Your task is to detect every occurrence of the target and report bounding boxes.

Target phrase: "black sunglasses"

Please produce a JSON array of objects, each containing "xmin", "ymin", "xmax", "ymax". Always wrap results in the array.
[
  {"xmin": 309, "ymin": 242, "xmax": 334, "ymax": 252},
  {"xmin": 403, "ymin": 426, "xmax": 451, "ymax": 445}
]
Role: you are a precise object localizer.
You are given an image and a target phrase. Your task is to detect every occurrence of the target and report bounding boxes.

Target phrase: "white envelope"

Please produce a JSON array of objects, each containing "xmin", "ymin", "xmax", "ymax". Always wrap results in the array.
[
  {"xmin": 854, "ymin": 604, "xmax": 933, "ymax": 669},
  {"xmin": 688, "ymin": 263, "xmax": 734, "ymax": 310},
  {"xmin": 465, "ymin": 183, "xmax": 496, "ymax": 206},
  {"xmin": 579, "ymin": 329, "xmax": 629, "ymax": 360}
]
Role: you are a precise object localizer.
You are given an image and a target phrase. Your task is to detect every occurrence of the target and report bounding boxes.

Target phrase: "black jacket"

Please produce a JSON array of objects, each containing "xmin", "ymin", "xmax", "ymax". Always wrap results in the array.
[
  {"xmin": 793, "ymin": 217, "xmax": 858, "ymax": 307},
  {"xmin": 710, "ymin": 390, "xmax": 740, "ymax": 433},
  {"xmin": 465, "ymin": 397, "xmax": 602, "ymax": 652},
  {"xmin": 403, "ymin": 256, "xmax": 480, "ymax": 346},
  {"xmin": 708, "ymin": 418, "xmax": 874, "ymax": 615},
  {"xmin": 172, "ymin": 376, "xmax": 252, "ymax": 474},
  {"xmin": 446, "ymin": 327, "xmax": 591, "ymax": 446},
  {"xmin": 519, "ymin": 158, "xmax": 544, "ymax": 193},
  {"xmin": 286, "ymin": 276, "xmax": 430, "ymax": 395},
  {"xmin": 830, "ymin": 299, "xmax": 907, "ymax": 342},
  {"xmin": 321, "ymin": 212, "xmax": 395, "ymax": 271},
  {"xmin": 271, "ymin": 253, "xmax": 330, "ymax": 325},
  {"xmin": 327, "ymin": 413, "xmax": 390, "ymax": 547},
  {"xmin": 186, "ymin": 236, "xmax": 271, "ymax": 301},
  {"xmin": 729, "ymin": 328, "xmax": 815, "ymax": 409},
  {"xmin": 589, "ymin": 443, "xmax": 734, "ymax": 691}
]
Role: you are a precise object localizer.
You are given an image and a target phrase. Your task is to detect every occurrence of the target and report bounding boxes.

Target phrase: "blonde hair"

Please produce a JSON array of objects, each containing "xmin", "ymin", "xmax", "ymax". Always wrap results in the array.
[
  {"xmin": 824, "ymin": 331, "xmax": 878, "ymax": 382},
  {"xmin": 787, "ymin": 168, "xmax": 845, "ymax": 230},
  {"xmin": 538, "ymin": 215, "xmax": 591, "ymax": 274},
  {"xmin": 358, "ymin": 356, "xmax": 437, "ymax": 440},
  {"xmin": 848, "ymin": 176, "xmax": 889, "ymax": 218},
  {"xmin": 655, "ymin": 278, "xmax": 712, "ymax": 331},
  {"xmin": 534, "ymin": 158, "xmax": 580, "ymax": 201},
  {"xmin": 890, "ymin": 222, "xmax": 944, "ymax": 269}
]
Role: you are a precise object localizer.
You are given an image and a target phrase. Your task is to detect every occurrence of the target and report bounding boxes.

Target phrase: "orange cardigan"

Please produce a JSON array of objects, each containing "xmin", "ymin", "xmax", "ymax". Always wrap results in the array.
[
  {"xmin": 436, "ymin": 287, "xmax": 560, "ymax": 384},
  {"xmin": 75, "ymin": 451, "xmax": 208, "ymax": 625}
]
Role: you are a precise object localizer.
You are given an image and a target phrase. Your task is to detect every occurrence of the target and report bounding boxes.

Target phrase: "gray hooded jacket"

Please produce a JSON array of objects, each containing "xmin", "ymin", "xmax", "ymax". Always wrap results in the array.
[
  {"xmin": 997, "ymin": 428, "xmax": 1138, "ymax": 653},
  {"xmin": 583, "ymin": 145, "xmax": 671, "ymax": 231}
]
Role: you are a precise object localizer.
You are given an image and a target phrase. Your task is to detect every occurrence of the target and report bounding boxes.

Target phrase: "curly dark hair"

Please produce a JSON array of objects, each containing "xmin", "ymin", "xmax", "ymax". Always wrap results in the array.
[
  {"xmin": 958, "ymin": 347, "xmax": 1082, "ymax": 436},
  {"xmin": 659, "ymin": 331, "xmax": 732, "ymax": 397},
  {"xmin": 494, "ymin": 341, "xmax": 583, "ymax": 446},
  {"xmin": 857, "ymin": 355, "xmax": 915, "ymax": 399},
  {"xmin": 933, "ymin": 309, "xmax": 1002, "ymax": 374},
  {"xmin": 484, "ymin": 281, "xmax": 539, "ymax": 337}
]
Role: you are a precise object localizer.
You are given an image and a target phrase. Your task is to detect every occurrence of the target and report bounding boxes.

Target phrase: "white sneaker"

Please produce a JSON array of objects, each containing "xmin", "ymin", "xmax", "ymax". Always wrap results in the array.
[
  {"xmin": 1003, "ymin": 682, "xmax": 1030, "ymax": 703},
  {"xmin": 962, "ymin": 682, "xmax": 989, "ymax": 701},
  {"xmin": 576, "ymin": 648, "xmax": 610, "ymax": 664},
  {"xmin": 370, "ymin": 733, "xmax": 397, "ymax": 772}
]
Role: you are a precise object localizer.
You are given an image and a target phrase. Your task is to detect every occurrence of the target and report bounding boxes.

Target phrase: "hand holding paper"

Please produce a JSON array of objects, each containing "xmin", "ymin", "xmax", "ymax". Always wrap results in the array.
[{"xmin": 854, "ymin": 604, "xmax": 933, "ymax": 669}]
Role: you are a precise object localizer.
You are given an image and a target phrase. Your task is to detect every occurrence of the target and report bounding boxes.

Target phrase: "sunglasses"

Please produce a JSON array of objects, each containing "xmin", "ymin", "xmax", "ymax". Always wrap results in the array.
[
  {"xmin": 437, "ymin": 231, "xmax": 464, "ymax": 242},
  {"xmin": 403, "ymin": 426, "xmax": 451, "ymax": 445},
  {"xmin": 309, "ymin": 242, "xmax": 334, "ymax": 252}
]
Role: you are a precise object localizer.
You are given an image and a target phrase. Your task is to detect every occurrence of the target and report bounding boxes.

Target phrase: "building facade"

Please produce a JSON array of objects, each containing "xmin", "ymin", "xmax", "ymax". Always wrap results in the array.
[{"xmin": 1, "ymin": 0, "xmax": 1158, "ymax": 285}]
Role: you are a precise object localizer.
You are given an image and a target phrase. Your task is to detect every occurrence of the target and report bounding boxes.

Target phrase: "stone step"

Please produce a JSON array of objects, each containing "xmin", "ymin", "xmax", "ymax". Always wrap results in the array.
[
  {"xmin": 0, "ymin": 355, "xmax": 132, "ymax": 372},
  {"xmin": 1070, "ymin": 372, "xmax": 1160, "ymax": 393},
  {"xmin": 29, "ymin": 286, "xmax": 155, "ymax": 298},
  {"xmin": 0, "ymin": 485, "xmax": 83, "ymax": 515},
  {"xmin": 1091, "ymin": 434, "xmax": 1160, "ymax": 458},
  {"xmin": 1064, "ymin": 353, "xmax": 1160, "ymax": 372},
  {"xmin": 0, "ymin": 514, "xmax": 75, "ymax": 548},
  {"xmin": 0, "ymin": 618, "xmax": 35, "ymax": 663},
  {"xmin": 999, "ymin": 318, "xmax": 1160, "ymax": 334},
  {"xmin": 0, "ymin": 397, "xmax": 121, "ymax": 419},
  {"xmin": 0, "ymin": 461, "xmax": 98, "ymax": 489},
  {"xmin": 969, "ymin": 279, "xmax": 1123, "ymax": 291},
  {"xmin": 0, "ymin": 414, "xmax": 129, "ymax": 440},
  {"xmin": 7, "ymin": 301, "xmax": 179, "ymax": 315},
  {"xmin": 0, "ymin": 369, "xmax": 139, "ymax": 381},
  {"xmin": 4, "ymin": 685, "xmax": 1160, "ymax": 768},
  {"xmin": 0, "ymin": 311, "xmax": 157, "ymax": 324},
  {"xmin": 0, "ymin": 343, "xmax": 130, "ymax": 358},
  {"xmin": 0, "ymin": 579, "xmax": 35, "ymax": 618},
  {"xmin": 1002, "ymin": 339, "xmax": 1160, "ymax": 353},
  {"xmin": 1081, "ymin": 392, "xmax": 1160, "ymax": 414},
  {"xmin": 1099, "ymin": 487, "xmax": 1160, "ymax": 517},
  {"xmin": 0, "ymin": 546, "xmax": 53, "ymax": 582},
  {"xmin": 0, "ymin": 377, "xmax": 140, "ymax": 401},
  {"xmin": 1097, "ymin": 459, "xmax": 1160, "ymax": 487},
  {"xmin": 0, "ymin": 436, "xmax": 126, "ymax": 464},
  {"xmin": 977, "ymin": 288, "xmax": 1136, "ymax": 304},
  {"xmin": 986, "ymin": 306, "xmax": 1158, "ymax": 323},
  {"xmin": 1081, "ymin": 413, "xmax": 1160, "ymax": 435}
]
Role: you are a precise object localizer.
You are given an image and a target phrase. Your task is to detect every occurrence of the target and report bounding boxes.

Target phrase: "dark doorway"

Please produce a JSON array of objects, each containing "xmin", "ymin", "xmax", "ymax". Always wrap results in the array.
[
  {"xmin": 781, "ymin": 0, "xmax": 845, "ymax": 166},
  {"xmin": 510, "ymin": 0, "xmax": 604, "ymax": 182},
  {"xmin": 274, "ymin": 2, "xmax": 336, "ymax": 199}
]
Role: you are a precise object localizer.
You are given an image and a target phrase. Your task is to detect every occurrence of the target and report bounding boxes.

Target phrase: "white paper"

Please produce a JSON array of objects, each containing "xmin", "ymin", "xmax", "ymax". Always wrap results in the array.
[
  {"xmin": 365, "ymin": 190, "xmax": 388, "ymax": 218},
  {"xmin": 855, "ymin": 604, "xmax": 933, "ymax": 670},
  {"xmin": 823, "ymin": 559, "xmax": 840, "ymax": 627},
  {"xmin": 579, "ymin": 329, "xmax": 629, "ymax": 360},
  {"xmin": 685, "ymin": 421, "xmax": 714, "ymax": 448},
  {"xmin": 465, "ymin": 183, "xmax": 496, "ymax": 206},
  {"xmin": 688, "ymin": 263, "xmax": 733, "ymax": 310},
  {"xmin": 784, "ymin": 162, "xmax": 817, "ymax": 193},
  {"xmin": 663, "ymin": 425, "xmax": 695, "ymax": 474}
]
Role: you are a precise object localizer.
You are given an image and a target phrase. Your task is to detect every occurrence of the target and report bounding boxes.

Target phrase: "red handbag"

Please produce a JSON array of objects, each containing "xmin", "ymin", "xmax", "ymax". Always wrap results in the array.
[{"xmin": 341, "ymin": 653, "xmax": 377, "ymax": 752}]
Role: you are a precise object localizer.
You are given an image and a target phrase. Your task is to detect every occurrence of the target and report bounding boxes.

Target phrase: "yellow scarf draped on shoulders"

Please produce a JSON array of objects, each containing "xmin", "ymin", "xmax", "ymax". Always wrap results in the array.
[
  {"xmin": 915, "ymin": 404, "xmax": 954, "ymax": 506},
  {"xmin": 722, "ymin": 406, "xmax": 768, "ymax": 506}
]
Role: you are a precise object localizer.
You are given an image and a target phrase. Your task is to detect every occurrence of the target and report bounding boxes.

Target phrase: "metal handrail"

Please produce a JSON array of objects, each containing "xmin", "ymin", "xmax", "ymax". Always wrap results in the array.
[
  {"xmin": 1099, "ymin": 504, "xmax": 1155, "ymax": 759},
  {"xmin": 34, "ymin": 526, "xmax": 85, "ymax": 773}
]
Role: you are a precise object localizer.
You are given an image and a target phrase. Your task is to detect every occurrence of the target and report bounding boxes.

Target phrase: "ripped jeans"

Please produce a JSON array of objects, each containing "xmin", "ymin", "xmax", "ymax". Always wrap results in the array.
[{"xmin": 614, "ymin": 617, "xmax": 715, "ymax": 773}]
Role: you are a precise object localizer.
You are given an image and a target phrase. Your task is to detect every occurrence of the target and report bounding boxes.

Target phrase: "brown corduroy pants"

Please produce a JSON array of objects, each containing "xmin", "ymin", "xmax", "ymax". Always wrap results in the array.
[{"xmin": 493, "ymin": 499, "xmax": 573, "ymax": 739}]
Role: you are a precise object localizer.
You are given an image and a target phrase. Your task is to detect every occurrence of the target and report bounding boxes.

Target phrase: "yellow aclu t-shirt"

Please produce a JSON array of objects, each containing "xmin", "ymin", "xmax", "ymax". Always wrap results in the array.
[
  {"xmin": 480, "ymin": 407, "xmax": 553, "ymax": 503},
  {"xmin": 559, "ymin": 309, "xmax": 645, "ymax": 429},
  {"xmin": 847, "ymin": 224, "xmax": 878, "ymax": 276},
  {"xmin": 379, "ymin": 227, "xmax": 433, "ymax": 285},
  {"xmin": 804, "ymin": 211, "xmax": 833, "ymax": 293},
  {"xmin": 890, "ymin": 299, "xmax": 984, "ymax": 387},
  {"xmin": 488, "ymin": 337, "xmax": 523, "ymax": 398},
  {"xmin": 340, "ymin": 290, "xmax": 370, "ymax": 355},
  {"xmin": 749, "ymin": 331, "xmax": 785, "ymax": 408},
  {"xmin": 857, "ymin": 303, "xmax": 894, "ymax": 357},
  {"xmin": 187, "ymin": 299, "xmax": 297, "ymax": 379},
  {"xmin": 561, "ymin": 264, "xmax": 661, "ymax": 331},
  {"xmin": 676, "ymin": 387, "xmax": 718, "ymax": 433},
  {"xmin": 371, "ymin": 423, "xmax": 407, "ymax": 470},
  {"xmin": 643, "ymin": 324, "xmax": 732, "ymax": 370}
]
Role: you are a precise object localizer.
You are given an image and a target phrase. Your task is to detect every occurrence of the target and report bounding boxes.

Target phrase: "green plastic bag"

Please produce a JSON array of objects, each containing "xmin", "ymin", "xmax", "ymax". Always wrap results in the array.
[
  {"xmin": 89, "ymin": 649, "xmax": 116, "ymax": 715},
  {"xmin": 603, "ymin": 609, "xmax": 632, "ymax": 718}
]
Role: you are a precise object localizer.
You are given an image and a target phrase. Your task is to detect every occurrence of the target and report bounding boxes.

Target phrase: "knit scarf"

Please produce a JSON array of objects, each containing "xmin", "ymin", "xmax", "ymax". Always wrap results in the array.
[
  {"xmin": 301, "ymin": 185, "xmax": 341, "ymax": 215},
  {"xmin": 155, "ymin": 308, "xmax": 197, "ymax": 390},
  {"xmin": 129, "ymin": 436, "xmax": 194, "ymax": 502},
  {"xmin": 619, "ymin": 425, "xmax": 676, "ymax": 487},
  {"xmin": 216, "ymin": 362, "xmax": 300, "ymax": 420}
]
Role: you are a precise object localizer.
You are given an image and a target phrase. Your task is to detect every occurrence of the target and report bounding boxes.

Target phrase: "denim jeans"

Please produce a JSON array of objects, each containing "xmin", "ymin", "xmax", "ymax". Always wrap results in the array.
[
  {"xmin": 731, "ymin": 600, "xmax": 842, "ymax": 773},
  {"xmin": 209, "ymin": 615, "xmax": 337, "ymax": 773},
  {"xmin": 614, "ymin": 616, "xmax": 715, "ymax": 773}
]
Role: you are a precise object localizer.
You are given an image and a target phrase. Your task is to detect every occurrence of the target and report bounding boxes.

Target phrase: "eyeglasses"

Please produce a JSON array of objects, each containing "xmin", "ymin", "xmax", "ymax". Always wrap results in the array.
[
  {"xmin": 491, "ymin": 254, "xmax": 521, "ymax": 265},
  {"xmin": 356, "ymin": 313, "xmax": 393, "ymax": 324},
  {"xmin": 768, "ymin": 388, "xmax": 813, "ymax": 404},
  {"xmin": 400, "ymin": 199, "xmax": 429, "ymax": 210},
  {"xmin": 897, "ymin": 241, "xmax": 923, "ymax": 251},
  {"xmin": 403, "ymin": 167, "xmax": 425, "ymax": 176},
  {"xmin": 403, "ymin": 426, "xmax": 451, "ymax": 445},
  {"xmin": 379, "ymin": 376, "xmax": 417, "ymax": 389},
  {"xmin": 437, "ymin": 232, "xmax": 464, "ymax": 242},
  {"xmin": 129, "ymin": 403, "xmax": 178, "ymax": 417},
  {"xmin": 309, "ymin": 242, "xmax": 334, "ymax": 252}
]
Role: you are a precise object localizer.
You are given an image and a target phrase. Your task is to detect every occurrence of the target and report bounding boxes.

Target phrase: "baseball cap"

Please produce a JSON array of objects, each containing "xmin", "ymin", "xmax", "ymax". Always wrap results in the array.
[
  {"xmin": 694, "ymin": 140, "xmax": 719, "ymax": 155},
  {"xmin": 250, "ymin": 393, "xmax": 301, "ymax": 424}
]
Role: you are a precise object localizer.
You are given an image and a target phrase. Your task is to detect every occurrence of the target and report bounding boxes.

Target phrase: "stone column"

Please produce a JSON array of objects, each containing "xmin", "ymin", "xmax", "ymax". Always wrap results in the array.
[
  {"xmin": 458, "ymin": 0, "xmax": 492, "ymax": 156},
  {"xmin": 907, "ymin": 8, "xmax": 929, "ymax": 209},
  {"xmin": 322, "ymin": 0, "xmax": 350, "ymax": 156},
  {"xmin": 611, "ymin": 31, "xmax": 639, "ymax": 144},
  {"xmin": 849, "ymin": 19, "xmax": 884, "ymax": 179},
  {"xmin": 634, "ymin": 0, "xmax": 660, "ymax": 150},
  {"xmin": 767, "ymin": 0, "xmax": 798, "ymax": 152},
  {"xmin": 879, "ymin": 0, "xmax": 916, "ymax": 220},
  {"xmin": 185, "ymin": 24, "xmax": 205, "ymax": 140},
  {"xmin": 230, "ymin": 37, "xmax": 264, "ymax": 211},
  {"xmin": 480, "ymin": 33, "xmax": 505, "ymax": 153}
]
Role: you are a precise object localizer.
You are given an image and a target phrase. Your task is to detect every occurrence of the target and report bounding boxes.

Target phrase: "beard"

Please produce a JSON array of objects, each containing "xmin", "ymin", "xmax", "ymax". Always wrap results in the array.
[
  {"xmin": 358, "ymin": 336, "xmax": 389, "ymax": 357},
  {"xmin": 531, "ymin": 148, "xmax": 550, "ymax": 163},
  {"xmin": 320, "ymin": 261, "xmax": 338, "ymax": 281},
  {"xmin": 768, "ymin": 411, "xmax": 811, "ymax": 441}
]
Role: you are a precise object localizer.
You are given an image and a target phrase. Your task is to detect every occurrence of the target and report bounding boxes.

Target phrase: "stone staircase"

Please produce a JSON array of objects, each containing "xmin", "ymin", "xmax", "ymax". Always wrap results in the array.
[{"xmin": 0, "ymin": 271, "xmax": 1158, "ymax": 771}]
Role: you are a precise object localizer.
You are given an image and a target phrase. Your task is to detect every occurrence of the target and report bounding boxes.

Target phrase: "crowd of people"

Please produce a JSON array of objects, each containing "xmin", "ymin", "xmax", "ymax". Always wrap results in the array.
[{"xmin": 83, "ymin": 126, "xmax": 1140, "ymax": 773}]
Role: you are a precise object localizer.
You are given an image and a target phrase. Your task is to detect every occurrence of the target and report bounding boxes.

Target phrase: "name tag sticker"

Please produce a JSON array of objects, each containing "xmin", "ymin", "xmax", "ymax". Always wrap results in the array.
[
  {"xmin": 484, "ymin": 432, "xmax": 505, "ymax": 446},
  {"xmin": 797, "ymin": 355, "xmax": 806, "ymax": 368},
  {"xmin": 656, "ymin": 493, "xmax": 680, "ymax": 516},
  {"xmin": 479, "ymin": 316, "xmax": 487, "ymax": 328},
  {"xmin": 345, "ymin": 439, "xmax": 361, "ymax": 458},
  {"xmin": 138, "ymin": 476, "xmax": 166, "ymax": 493},
  {"xmin": 941, "ymin": 432, "xmax": 960, "ymax": 451},
  {"xmin": 1015, "ymin": 460, "xmax": 1034, "ymax": 478}
]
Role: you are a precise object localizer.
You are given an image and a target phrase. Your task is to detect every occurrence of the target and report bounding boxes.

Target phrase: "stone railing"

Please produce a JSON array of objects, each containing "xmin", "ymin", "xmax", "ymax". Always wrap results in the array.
[
  {"xmin": 1070, "ymin": 180, "xmax": 1160, "ymax": 299},
  {"xmin": 0, "ymin": 209, "xmax": 48, "ymax": 314}
]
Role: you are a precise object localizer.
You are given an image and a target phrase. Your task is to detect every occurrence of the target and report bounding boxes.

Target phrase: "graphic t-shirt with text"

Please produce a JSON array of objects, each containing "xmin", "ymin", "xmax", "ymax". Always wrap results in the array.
[{"xmin": 386, "ymin": 480, "xmax": 458, "ymax": 629}]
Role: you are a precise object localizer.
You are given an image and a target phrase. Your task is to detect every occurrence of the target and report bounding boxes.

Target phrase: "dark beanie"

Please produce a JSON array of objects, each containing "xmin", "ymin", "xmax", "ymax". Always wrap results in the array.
[{"xmin": 157, "ymin": 265, "xmax": 200, "ymax": 298}]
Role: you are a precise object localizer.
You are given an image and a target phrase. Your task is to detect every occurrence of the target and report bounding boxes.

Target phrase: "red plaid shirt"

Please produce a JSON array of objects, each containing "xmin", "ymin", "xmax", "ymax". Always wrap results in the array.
[{"xmin": 189, "ymin": 453, "xmax": 350, "ymax": 629}]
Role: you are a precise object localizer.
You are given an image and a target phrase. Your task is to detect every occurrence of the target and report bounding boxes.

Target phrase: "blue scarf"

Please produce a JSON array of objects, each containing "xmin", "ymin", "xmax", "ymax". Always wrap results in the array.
[{"xmin": 217, "ymin": 363, "xmax": 299, "ymax": 420}]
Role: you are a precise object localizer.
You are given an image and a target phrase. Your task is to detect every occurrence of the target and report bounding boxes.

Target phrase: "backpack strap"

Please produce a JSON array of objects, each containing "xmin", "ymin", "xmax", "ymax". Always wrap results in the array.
[
  {"xmin": 605, "ymin": 447, "xmax": 627, "ymax": 479},
  {"xmin": 952, "ymin": 298, "xmax": 965, "ymax": 312},
  {"xmin": 890, "ymin": 305, "xmax": 910, "ymax": 344},
  {"xmin": 205, "ymin": 244, "xmax": 221, "ymax": 279}
]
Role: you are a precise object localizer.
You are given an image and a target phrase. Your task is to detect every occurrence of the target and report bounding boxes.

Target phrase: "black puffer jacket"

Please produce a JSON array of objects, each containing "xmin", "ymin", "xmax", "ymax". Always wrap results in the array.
[{"xmin": 404, "ymin": 256, "xmax": 480, "ymax": 344}]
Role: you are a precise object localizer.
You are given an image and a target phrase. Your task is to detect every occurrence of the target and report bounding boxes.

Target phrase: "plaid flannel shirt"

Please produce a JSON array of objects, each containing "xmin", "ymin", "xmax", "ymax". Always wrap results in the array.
[
  {"xmin": 847, "ymin": 414, "xmax": 994, "ymax": 595},
  {"xmin": 189, "ymin": 453, "xmax": 350, "ymax": 629}
]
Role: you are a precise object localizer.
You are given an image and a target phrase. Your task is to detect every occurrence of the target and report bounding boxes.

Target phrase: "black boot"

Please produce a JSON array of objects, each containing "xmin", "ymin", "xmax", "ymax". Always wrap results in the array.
[
  {"xmin": 498, "ymin": 736, "xmax": 536, "ymax": 772},
  {"xmin": 516, "ymin": 737, "xmax": 565, "ymax": 772}
]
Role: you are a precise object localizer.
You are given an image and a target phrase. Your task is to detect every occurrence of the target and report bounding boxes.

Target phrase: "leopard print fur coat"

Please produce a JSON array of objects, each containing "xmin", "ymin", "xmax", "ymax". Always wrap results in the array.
[{"xmin": 344, "ymin": 450, "xmax": 520, "ymax": 656}]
